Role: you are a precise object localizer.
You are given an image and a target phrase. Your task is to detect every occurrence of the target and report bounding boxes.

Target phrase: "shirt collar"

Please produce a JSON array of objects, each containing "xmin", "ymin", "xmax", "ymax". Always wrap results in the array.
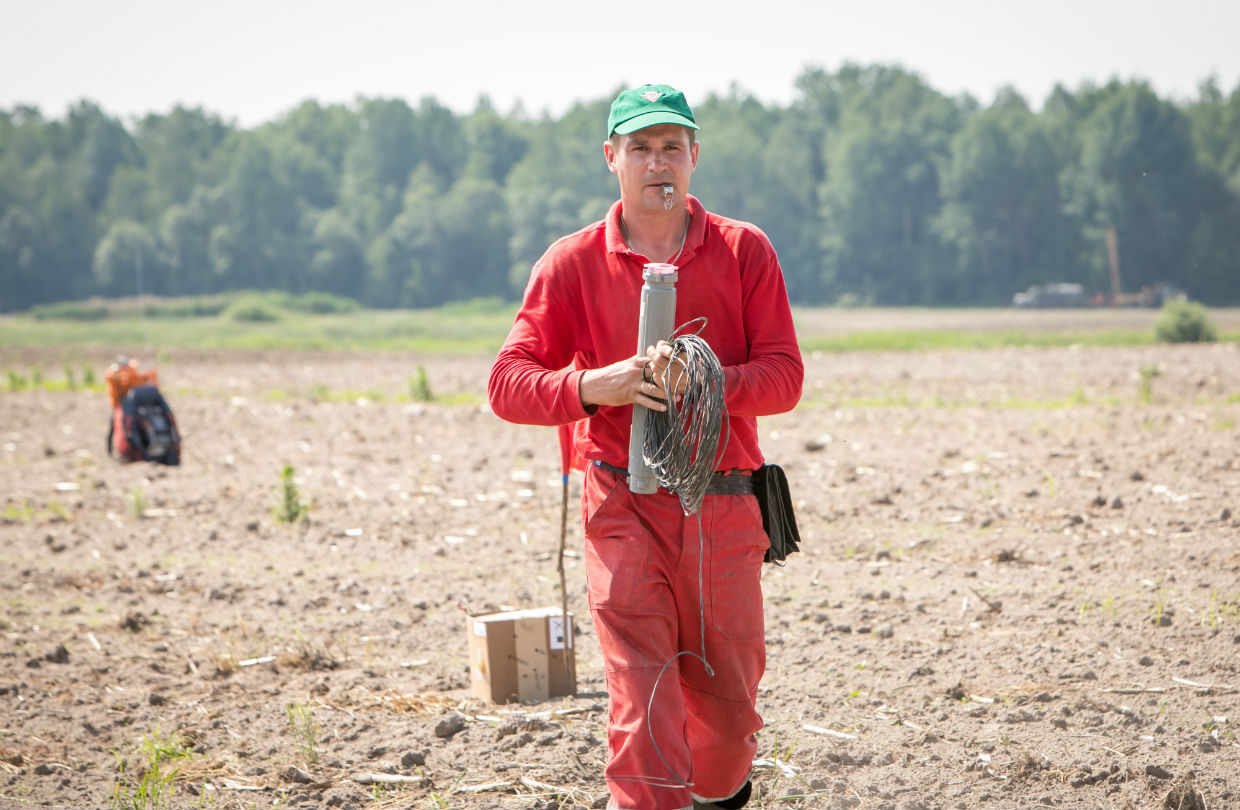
[{"xmin": 606, "ymin": 196, "xmax": 704, "ymax": 263}]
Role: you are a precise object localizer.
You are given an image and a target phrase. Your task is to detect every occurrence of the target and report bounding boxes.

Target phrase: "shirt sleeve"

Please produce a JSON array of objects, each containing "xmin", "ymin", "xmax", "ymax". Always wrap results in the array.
[
  {"xmin": 487, "ymin": 255, "xmax": 594, "ymax": 427},
  {"xmin": 720, "ymin": 230, "xmax": 804, "ymax": 418}
]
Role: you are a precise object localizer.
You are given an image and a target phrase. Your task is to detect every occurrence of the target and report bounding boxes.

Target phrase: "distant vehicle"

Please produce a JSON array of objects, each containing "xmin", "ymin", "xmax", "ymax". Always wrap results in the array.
[
  {"xmin": 1108, "ymin": 282, "xmax": 1188, "ymax": 308},
  {"xmin": 1011, "ymin": 280, "xmax": 1188, "ymax": 308},
  {"xmin": 1012, "ymin": 283, "xmax": 1090, "ymax": 308}
]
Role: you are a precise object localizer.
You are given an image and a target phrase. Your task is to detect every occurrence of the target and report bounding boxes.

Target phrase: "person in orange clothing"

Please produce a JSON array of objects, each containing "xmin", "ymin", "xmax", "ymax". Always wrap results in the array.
[
  {"xmin": 488, "ymin": 85, "xmax": 802, "ymax": 810},
  {"xmin": 105, "ymin": 355, "xmax": 158, "ymax": 408},
  {"xmin": 105, "ymin": 355, "xmax": 179, "ymax": 464}
]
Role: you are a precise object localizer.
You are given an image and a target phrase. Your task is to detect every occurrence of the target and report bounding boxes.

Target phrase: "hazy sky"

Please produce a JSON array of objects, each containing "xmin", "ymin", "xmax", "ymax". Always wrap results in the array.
[{"xmin": 3, "ymin": 0, "xmax": 1238, "ymax": 127}]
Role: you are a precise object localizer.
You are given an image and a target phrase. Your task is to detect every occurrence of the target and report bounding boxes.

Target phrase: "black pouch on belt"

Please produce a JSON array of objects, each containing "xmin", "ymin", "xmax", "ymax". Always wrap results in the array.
[{"xmin": 753, "ymin": 463, "xmax": 801, "ymax": 564}]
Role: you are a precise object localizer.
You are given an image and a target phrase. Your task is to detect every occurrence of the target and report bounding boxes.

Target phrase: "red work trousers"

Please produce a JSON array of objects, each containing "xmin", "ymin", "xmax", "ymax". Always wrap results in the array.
[{"xmin": 582, "ymin": 465, "xmax": 766, "ymax": 810}]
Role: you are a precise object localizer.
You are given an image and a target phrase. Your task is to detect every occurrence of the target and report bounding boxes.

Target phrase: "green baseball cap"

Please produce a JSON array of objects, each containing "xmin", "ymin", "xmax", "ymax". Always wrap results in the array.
[{"xmin": 607, "ymin": 84, "xmax": 699, "ymax": 137}]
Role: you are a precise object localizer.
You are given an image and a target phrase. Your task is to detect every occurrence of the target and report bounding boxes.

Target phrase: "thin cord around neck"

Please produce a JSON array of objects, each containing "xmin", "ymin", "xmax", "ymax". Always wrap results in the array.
[{"xmin": 621, "ymin": 210, "xmax": 690, "ymax": 266}]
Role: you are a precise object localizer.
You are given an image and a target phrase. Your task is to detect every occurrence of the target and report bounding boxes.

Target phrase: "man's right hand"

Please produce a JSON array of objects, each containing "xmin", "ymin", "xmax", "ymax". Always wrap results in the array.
[{"xmin": 579, "ymin": 353, "xmax": 669, "ymax": 411}]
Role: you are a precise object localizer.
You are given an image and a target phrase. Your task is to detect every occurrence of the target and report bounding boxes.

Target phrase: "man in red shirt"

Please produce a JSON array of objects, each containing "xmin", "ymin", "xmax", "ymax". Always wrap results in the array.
[{"xmin": 488, "ymin": 84, "xmax": 803, "ymax": 810}]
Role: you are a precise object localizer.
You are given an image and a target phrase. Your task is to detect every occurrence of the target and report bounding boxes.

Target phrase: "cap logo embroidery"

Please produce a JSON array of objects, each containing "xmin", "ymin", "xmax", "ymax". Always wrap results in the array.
[{"xmin": 641, "ymin": 90, "xmax": 663, "ymax": 102}]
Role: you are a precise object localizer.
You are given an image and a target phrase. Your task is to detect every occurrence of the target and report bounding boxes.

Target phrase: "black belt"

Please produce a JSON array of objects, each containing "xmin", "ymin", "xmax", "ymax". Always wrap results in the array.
[
  {"xmin": 590, "ymin": 460, "xmax": 754, "ymax": 495},
  {"xmin": 707, "ymin": 473, "xmax": 755, "ymax": 495}
]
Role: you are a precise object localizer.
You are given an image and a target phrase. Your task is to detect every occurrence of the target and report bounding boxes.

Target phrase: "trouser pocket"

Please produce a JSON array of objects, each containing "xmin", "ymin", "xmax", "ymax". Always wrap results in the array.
[{"xmin": 707, "ymin": 494, "xmax": 767, "ymax": 641}]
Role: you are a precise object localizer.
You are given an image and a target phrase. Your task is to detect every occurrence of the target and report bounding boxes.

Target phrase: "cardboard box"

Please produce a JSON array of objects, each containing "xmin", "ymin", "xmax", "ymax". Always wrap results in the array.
[{"xmin": 468, "ymin": 607, "xmax": 576, "ymax": 704}]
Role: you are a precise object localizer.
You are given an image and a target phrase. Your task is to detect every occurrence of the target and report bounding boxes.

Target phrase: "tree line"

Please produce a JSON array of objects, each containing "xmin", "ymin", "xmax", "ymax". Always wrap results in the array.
[{"xmin": 2, "ymin": 64, "xmax": 1239, "ymax": 313}]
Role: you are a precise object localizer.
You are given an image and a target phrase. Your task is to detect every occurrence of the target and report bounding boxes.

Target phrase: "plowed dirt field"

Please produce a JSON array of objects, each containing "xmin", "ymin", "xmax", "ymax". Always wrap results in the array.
[{"xmin": 2, "ymin": 334, "xmax": 1238, "ymax": 809}]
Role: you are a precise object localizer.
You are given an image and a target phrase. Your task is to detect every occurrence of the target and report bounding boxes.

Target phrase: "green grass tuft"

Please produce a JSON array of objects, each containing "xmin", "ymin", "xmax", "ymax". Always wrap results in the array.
[
  {"xmin": 410, "ymin": 364, "xmax": 434, "ymax": 402},
  {"xmin": 110, "ymin": 727, "xmax": 191, "ymax": 810},
  {"xmin": 275, "ymin": 465, "xmax": 309, "ymax": 524}
]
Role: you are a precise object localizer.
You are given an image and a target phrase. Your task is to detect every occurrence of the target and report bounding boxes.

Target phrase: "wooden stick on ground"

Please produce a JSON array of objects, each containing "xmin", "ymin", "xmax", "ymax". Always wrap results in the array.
[
  {"xmin": 351, "ymin": 773, "xmax": 427, "ymax": 785},
  {"xmin": 558, "ymin": 472, "xmax": 572, "ymax": 689},
  {"xmin": 453, "ymin": 781, "xmax": 514, "ymax": 793}
]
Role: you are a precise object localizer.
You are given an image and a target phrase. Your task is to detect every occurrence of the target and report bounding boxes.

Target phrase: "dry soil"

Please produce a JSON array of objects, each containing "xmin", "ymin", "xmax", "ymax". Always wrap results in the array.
[{"xmin": 1, "ymin": 341, "xmax": 1238, "ymax": 810}]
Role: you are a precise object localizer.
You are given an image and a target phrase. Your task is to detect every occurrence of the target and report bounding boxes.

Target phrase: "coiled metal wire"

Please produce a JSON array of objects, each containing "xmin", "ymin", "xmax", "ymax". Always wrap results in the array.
[{"xmin": 641, "ymin": 318, "xmax": 729, "ymax": 515}]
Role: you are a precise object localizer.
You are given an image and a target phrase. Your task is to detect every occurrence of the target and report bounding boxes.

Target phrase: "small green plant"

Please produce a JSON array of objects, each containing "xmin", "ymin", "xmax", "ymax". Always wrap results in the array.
[
  {"xmin": 275, "ymin": 465, "xmax": 309, "ymax": 523},
  {"xmin": 47, "ymin": 500, "xmax": 70, "ymax": 521},
  {"xmin": 112, "ymin": 754, "xmax": 174, "ymax": 809},
  {"xmin": 3, "ymin": 501, "xmax": 37, "ymax": 522},
  {"xmin": 1044, "ymin": 473, "xmax": 1058, "ymax": 497},
  {"xmin": 83, "ymin": 366, "xmax": 98, "ymax": 386},
  {"xmin": 111, "ymin": 728, "xmax": 191, "ymax": 810},
  {"xmin": 1138, "ymin": 365, "xmax": 1160, "ymax": 404},
  {"xmin": 1154, "ymin": 300, "xmax": 1217, "ymax": 343},
  {"xmin": 6, "ymin": 369, "xmax": 27, "ymax": 391},
  {"xmin": 287, "ymin": 702, "xmax": 319, "ymax": 764},
  {"xmin": 410, "ymin": 364, "xmax": 433, "ymax": 402},
  {"xmin": 767, "ymin": 732, "xmax": 796, "ymax": 798},
  {"xmin": 141, "ymin": 729, "xmax": 192, "ymax": 765},
  {"xmin": 1151, "ymin": 589, "xmax": 1170, "ymax": 626},
  {"xmin": 63, "ymin": 364, "xmax": 77, "ymax": 390},
  {"xmin": 429, "ymin": 773, "xmax": 469, "ymax": 808},
  {"xmin": 129, "ymin": 488, "xmax": 147, "ymax": 518},
  {"xmin": 31, "ymin": 367, "xmax": 43, "ymax": 388},
  {"xmin": 370, "ymin": 782, "xmax": 399, "ymax": 802},
  {"xmin": 1200, "ymin": 590, "xmax": 1240, "ymax": 627}
]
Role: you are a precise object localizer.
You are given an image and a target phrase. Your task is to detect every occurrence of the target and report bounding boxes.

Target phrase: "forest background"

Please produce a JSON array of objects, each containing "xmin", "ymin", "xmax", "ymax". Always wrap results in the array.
[{"xmin": 3, "ymin": 64, "xmax": 1239, "ymax": 314}]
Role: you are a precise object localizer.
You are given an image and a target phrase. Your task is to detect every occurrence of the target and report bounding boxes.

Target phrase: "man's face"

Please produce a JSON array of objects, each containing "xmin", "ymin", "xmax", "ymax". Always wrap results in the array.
[{"xmin": 604, "ymin": 124, "xmax": 699, "ymax": 215}]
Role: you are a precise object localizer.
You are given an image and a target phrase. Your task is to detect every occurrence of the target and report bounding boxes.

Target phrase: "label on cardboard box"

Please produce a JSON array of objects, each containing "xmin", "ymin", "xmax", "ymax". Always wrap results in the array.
[{"xmin": 549, "ymin": 616, "xmax": 571, "ymax": 650}]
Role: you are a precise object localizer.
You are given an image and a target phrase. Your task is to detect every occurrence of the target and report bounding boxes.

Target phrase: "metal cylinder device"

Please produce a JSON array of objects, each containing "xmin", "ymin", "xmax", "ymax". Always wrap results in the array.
[{"xmin": 628, "ymin": 262, "xmax": 678, "ymax": 494}]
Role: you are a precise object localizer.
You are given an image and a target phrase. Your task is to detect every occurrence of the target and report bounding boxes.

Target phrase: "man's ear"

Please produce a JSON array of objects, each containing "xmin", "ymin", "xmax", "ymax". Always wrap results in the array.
[{"xmin": 603, "ymin": 140, "xmax": 617, "ymax": 174}]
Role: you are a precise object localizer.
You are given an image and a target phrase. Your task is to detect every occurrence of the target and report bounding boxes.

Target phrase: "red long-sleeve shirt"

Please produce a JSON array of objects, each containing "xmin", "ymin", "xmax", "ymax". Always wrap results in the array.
[{"xmin": 488, "ymin": 195, "xmax": 803, "ymax": 472}]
